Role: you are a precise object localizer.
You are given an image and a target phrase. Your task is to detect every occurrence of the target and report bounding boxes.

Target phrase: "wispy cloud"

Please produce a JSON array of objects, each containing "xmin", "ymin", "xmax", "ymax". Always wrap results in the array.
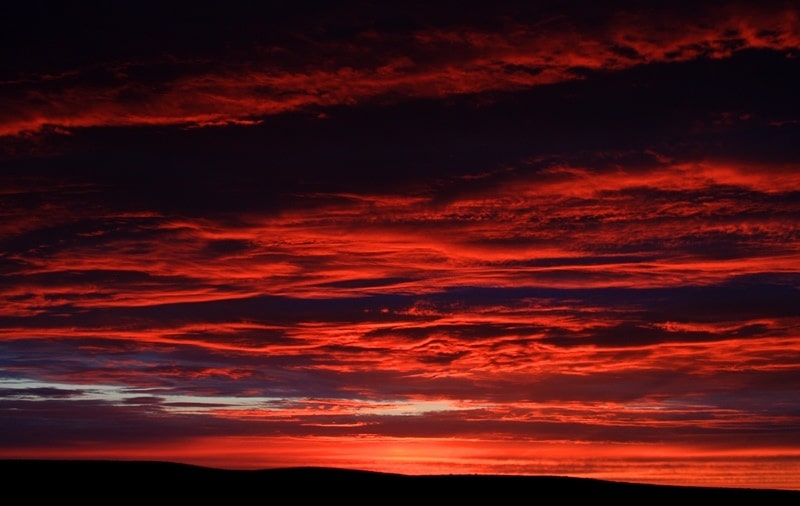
[
  {"xmin": 1, "ymin": 3, "xmax": 798, "ymax": 136},
  {"xmin": 2, "ymin": 153, "xmax": 799, "ymax": 483}
]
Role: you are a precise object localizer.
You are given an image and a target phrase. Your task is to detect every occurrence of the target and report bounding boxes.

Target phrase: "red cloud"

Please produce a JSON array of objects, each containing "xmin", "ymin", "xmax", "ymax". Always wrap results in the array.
[
  {"xmin": 1, "ymin": 3, "xmax": 798, "ymax": 136},
  {"xmin": 3, "ymin": 160, "xmax": 799, "ymax": 321}
]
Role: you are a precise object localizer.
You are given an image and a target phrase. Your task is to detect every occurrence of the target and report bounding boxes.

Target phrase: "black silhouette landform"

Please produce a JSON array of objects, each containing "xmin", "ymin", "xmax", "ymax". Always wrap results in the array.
[{"xmin": 3, "ymin": 459, "xmax": 799, "ymax": 503}]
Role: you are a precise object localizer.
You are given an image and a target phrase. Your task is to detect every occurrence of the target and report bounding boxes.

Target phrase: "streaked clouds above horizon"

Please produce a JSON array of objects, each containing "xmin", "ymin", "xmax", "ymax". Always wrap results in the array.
[{"xmin": 1, "ymin": 0, "xmax": 799, "ymax": 490}]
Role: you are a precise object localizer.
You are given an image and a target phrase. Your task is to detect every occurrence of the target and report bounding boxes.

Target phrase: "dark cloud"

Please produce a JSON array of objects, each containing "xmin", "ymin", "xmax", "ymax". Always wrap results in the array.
[
  {"xmin": 1, "ymin": 50, "xmax": 797, "ymax": 217},
  {"xmin": 0, "ymin": 387, "xmax": 81, "ymax": 399}
]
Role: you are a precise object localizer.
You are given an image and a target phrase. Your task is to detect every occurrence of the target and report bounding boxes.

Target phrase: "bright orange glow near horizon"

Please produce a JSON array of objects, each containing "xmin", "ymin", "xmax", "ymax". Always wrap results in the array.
[
  {"xmin": 2, "ymin": 0, "xmax": 799, "ymax": 492},
  {"xmin": 4, "ymin": 436, "xmax": 800, "ymax": 490}
]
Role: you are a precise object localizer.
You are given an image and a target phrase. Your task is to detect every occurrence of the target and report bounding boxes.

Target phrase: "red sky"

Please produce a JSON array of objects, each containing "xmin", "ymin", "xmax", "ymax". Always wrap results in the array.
[{"xmin": 1, "ymin": 0, "xmax": 800, "ymax": 491}]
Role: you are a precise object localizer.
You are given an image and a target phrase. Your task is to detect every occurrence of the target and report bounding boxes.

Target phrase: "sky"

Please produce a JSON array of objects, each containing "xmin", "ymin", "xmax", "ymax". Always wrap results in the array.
[{"xmin": 2, "ymin": 0, "xmax": 800, "ymax": 490}]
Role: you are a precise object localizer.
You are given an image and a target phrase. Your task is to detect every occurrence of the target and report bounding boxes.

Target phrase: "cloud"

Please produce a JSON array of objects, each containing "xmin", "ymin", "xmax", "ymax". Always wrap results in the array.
[
  {"xmin": 2, "ymin": 4, "xmax": 799, "ymax": 486},
  {"xmin": 1, "ymin": 2, "xmax": 798, "ymax": 136},
  {"xmin": 3, "ymin": 160, "xmax": 797, "ymax": 327}
]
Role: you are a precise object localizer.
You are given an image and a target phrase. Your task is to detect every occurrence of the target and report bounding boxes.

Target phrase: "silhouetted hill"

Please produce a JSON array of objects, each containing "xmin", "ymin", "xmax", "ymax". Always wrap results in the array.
[{"xmin": 2, "ymin": 459, "xmax": 798, "ymax": 503}]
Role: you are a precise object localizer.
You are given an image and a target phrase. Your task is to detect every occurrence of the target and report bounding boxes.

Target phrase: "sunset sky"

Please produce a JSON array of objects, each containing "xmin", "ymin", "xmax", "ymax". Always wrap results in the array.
[{"xmin": 2, "ymin": 0, "xmax": 800, "ymax": 490}]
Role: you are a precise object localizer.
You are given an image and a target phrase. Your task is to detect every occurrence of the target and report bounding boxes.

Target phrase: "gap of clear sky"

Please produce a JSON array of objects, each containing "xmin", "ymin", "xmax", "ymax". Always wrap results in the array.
[{"xmin": 1, "ymin": 0, "xmax": 799, "ymax": 490}]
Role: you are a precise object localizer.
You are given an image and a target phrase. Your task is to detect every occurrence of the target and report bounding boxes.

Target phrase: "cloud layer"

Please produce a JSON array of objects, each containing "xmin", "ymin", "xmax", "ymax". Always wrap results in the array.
[
  {"xmin": 1, "ymin": 0, "xmax": 799, "ymax": 491},
  {"xmin": 1, "ymin": 2, "xmax": 798, "ymax": 136}
]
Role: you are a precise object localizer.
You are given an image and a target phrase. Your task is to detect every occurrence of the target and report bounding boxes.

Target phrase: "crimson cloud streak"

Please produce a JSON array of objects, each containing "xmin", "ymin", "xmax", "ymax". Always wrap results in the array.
[{"xmin": 1, "ymin": 0, "xmax": 800, "ymax": 491}]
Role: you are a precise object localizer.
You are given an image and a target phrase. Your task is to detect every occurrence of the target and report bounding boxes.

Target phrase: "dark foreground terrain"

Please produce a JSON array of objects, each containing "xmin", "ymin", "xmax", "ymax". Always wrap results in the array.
[{"xmin": 3, "ymin": 459, "xmax": 798, "ymax": 502}]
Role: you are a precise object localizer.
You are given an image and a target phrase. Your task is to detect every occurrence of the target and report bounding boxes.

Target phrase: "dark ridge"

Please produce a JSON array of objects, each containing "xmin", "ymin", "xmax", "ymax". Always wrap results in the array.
[{"xmin": 2, "ymin": 459, "xmax": 798, "ymax": 502}]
